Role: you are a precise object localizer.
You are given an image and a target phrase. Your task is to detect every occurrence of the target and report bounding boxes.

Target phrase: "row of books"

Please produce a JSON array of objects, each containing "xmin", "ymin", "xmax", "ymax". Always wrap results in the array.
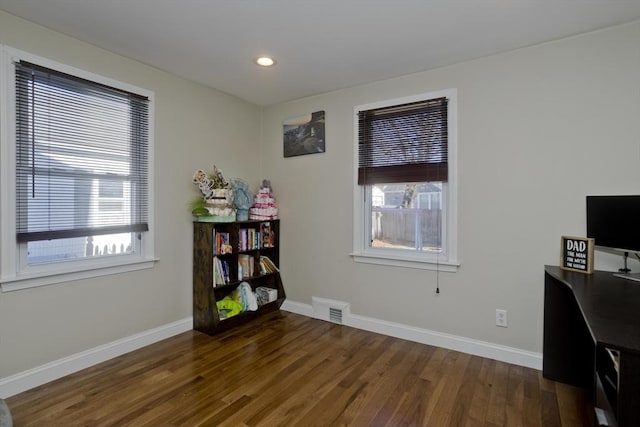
[
  {"xmin": 213, "ymin": 222, "xmax": 276, "ymax": 255},
  {"xmin": 238, "ymin": 254, "xmax": 255, "ymax": 278},
  {"xmin": 213, "ymin": 230, "xmax": 232, "ymax": 255},
  {"xmin": 238, "ymin": 224, "xmax": 276, "ymax": 250},
  {"xmin": 212, "ymin": 255, "xmax": 279, "ymax": 287},
  {"xmin": 238, "ymin": 228, "xmax": 261, "ymax": 251},
  {"xmin": 259, "ymin": 256, "xmax": 279, "ymax": 274},
  {"xmin": 213, "ymin": 256, "xmax": 231, "ymax": 286}
]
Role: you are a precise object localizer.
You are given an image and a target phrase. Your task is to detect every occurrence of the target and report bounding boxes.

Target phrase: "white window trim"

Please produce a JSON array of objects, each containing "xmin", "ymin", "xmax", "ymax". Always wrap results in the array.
[
  {"xmin": 0, "ymin": 46, "xmax": 157, "ymax": 292},
  {"xmin": 351, "ymin": 88, "xmax": 459, "ymax": 271}
]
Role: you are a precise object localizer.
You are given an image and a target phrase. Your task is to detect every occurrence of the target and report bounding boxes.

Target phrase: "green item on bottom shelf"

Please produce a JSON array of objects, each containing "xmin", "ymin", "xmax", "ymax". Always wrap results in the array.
[{"xmin": 217, "ymin": 298, "xmax": 242, "ymax": 319}]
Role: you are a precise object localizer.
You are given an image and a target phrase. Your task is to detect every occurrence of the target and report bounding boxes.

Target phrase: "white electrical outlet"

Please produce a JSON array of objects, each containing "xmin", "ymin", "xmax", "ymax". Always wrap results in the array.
[{"xmin": 496, "ymin": 309, "xmax": 508, "ymax": 327}]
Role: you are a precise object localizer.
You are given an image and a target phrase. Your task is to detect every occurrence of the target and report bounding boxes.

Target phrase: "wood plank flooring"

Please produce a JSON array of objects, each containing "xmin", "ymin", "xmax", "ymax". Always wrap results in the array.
[{"xmin": 7, "ymin": 311, "xmax": 591, "ymax": 426}]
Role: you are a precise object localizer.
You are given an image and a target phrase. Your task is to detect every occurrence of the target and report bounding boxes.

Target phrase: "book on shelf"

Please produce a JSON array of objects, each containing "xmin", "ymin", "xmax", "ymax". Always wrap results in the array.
[
  {"xmin": 213, "ymin": 256, "xmax": 230, "ymax": 287},
  {"xmin": 213, "ymin": 256, "xmax": 222, "ymax": 287},
  {"xmin": 221, "ymin": 259, "xmax": 230, "ymax": 283},
  {"xmin": 260, "ymin": 222, "xmax": 275, "ymax": 248},
  {"xmin": 213, "ymin": 229, "xmax": 232, "ymax": 255},
  {"xmin": 238, "ymin": 254, "xmax": 255, "ymax": 278},
  {"xmin": 259, "ymin": 255, "xmax": 279, "ymax": 274}
]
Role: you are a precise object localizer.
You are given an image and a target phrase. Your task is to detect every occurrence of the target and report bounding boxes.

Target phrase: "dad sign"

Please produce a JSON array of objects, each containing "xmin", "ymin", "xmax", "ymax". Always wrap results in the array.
[{"xmin": 560, "ymin": 236, "xmax": 594, "ymax": 274}]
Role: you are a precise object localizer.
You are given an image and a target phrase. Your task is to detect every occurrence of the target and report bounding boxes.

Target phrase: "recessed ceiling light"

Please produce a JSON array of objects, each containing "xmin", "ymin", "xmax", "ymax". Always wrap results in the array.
[{"xmin": 255, "ymin": 56, "xmax": 276, "ymax": 67}]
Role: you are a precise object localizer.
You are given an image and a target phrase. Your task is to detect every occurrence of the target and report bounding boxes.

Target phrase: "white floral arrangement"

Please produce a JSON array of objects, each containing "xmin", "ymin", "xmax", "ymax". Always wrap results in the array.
[{"xmin": 191, "ymin": 165, "xmax": 235, "ymax": 218}]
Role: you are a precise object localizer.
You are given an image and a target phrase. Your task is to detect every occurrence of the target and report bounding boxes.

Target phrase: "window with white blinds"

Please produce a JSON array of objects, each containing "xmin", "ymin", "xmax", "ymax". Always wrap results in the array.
[
  {"xmin": 0, "ymin": 47, "xmax": 155, "ymax": 290},
  {"xmin": 15, "ymin": 61, "xmax": 150, "ymax": 243}
]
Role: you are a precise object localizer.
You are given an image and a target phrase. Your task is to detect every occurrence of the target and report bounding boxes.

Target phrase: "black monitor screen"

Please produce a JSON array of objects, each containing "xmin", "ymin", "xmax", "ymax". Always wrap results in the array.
[{"xmin": 586, "ymin": 195, "xmax": 640, "ymax": 252}]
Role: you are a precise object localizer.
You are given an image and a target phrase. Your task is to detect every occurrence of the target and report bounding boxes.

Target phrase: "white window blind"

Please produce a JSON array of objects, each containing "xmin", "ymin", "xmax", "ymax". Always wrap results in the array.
[{"xmin": 14, "ymin": 61, "xmax": 149, "ymax": 243}]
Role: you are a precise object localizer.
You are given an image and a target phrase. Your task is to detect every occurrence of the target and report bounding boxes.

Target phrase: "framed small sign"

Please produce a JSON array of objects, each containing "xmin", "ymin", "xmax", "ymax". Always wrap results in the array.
[{"xmin": 560, "ymin": 236, "xmax": 594, "ymax": 274}]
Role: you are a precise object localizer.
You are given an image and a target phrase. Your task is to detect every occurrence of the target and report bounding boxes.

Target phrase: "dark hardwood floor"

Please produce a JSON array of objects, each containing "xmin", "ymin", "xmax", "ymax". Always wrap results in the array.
[{"xmin": 7, "ymin": 311, "xmax": 591, "ymax": 426}]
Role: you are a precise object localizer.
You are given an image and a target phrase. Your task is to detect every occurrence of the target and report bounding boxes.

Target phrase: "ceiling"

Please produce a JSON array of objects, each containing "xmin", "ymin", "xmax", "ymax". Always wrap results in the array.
[{"xmin": 1, "ymin": 1, "xmax": 640, "ymax": 106}]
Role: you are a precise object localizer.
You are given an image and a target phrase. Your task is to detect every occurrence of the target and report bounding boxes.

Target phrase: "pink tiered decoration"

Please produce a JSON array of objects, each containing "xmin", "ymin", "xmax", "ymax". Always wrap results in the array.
[{"xmin": 249, "ymin": 183, "xmax": 278, "ymax": 220}]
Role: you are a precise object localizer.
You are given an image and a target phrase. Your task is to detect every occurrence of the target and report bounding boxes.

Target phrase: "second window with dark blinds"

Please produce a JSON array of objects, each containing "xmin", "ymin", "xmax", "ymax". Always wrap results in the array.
[{"xmin": 357, "ymin": 96, "xmax": 448, "ymax": 185}]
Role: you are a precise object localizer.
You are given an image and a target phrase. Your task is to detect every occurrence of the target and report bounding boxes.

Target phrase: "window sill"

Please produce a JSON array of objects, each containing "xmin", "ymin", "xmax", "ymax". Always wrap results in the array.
[
  {"xmin": 350, "ymin": 251, "xmax": 459, "ymax": 272},
  {"xmin": 0, "ymin": 257, "xmax": 158, "ymax": 292}
]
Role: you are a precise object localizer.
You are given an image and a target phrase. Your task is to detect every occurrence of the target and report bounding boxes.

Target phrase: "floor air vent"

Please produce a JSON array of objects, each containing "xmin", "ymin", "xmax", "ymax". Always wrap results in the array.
[
  {"xmin": 312, "ymin": 297, "xmax": 350, "ymax": 324},
  {"xmin": 329, "ymin": 307, "xmax": 343, "ymax": 324}
]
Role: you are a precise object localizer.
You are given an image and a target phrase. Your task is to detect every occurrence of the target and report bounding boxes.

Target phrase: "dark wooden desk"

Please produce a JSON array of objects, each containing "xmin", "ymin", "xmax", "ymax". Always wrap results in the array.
[{"xmin": 544, "ymin": 266, "xmax": 640, "ymax": 427}]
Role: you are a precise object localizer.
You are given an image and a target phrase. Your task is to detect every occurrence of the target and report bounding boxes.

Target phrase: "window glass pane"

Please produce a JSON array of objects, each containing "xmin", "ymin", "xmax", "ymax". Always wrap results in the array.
[
  {"xmin": 372, "ymin": 207, "xmax": 417, "ymax": 250},
  {"xmin": 370, "ymin": 182, "xmax": 442, "ymax": 252},
  {"xmin": 27, "ymin": 232, "xmax": 135, "ymax": 265},
  {"xmin": 99, "ymin": 178, "xmax": 124, "ymax": 198}
]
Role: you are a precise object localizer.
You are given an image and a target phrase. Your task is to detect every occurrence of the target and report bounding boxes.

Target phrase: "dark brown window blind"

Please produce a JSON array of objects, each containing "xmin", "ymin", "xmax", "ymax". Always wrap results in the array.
[
  {"xmin": 358, "ymin": 97, "xmax": 448, "ymax": 185},
  {"xmin": 15, "ymin": 61, "xmax": 149, "ymax": 243}
]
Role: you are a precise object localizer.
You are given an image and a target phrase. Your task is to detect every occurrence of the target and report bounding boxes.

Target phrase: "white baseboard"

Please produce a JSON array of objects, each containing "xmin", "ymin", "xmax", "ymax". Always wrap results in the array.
[
  {"xmin": 0, "ymin": 317, "xmax": 192, "ymax": 398},
  {"xmin": 281, "ymin": 299, "xmax": 314, "ymax": 317},
  {"xmin": 281, "ymin": 299, "xmax": 542, "ymax": 370}
]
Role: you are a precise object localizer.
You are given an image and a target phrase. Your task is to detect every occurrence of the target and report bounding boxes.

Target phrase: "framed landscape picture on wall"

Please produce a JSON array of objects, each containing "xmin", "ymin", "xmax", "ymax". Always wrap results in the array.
[{"xmin": 283, "ymin": 110, "xmax": 325, "ymax": 157}]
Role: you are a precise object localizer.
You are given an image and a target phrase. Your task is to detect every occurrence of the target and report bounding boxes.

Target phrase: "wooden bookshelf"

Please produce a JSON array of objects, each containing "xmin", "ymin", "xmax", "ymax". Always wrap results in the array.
[{"xmin": 192, "ymin": 219, "xmax": 285, "ymax": 334}]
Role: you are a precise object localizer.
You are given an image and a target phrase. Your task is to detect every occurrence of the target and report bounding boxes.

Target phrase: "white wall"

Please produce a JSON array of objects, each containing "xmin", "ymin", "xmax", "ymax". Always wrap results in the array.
[
  {"xmin": 1, "ymin": 9, "xmax": 638, "ymax": 385},
  {"xmin": 0, "ymin": 11, "xmax": 262, "ymax": 378},
  {"xmin": 261, "ymin": 21, "xmax": 640, "ymax": 353}
]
